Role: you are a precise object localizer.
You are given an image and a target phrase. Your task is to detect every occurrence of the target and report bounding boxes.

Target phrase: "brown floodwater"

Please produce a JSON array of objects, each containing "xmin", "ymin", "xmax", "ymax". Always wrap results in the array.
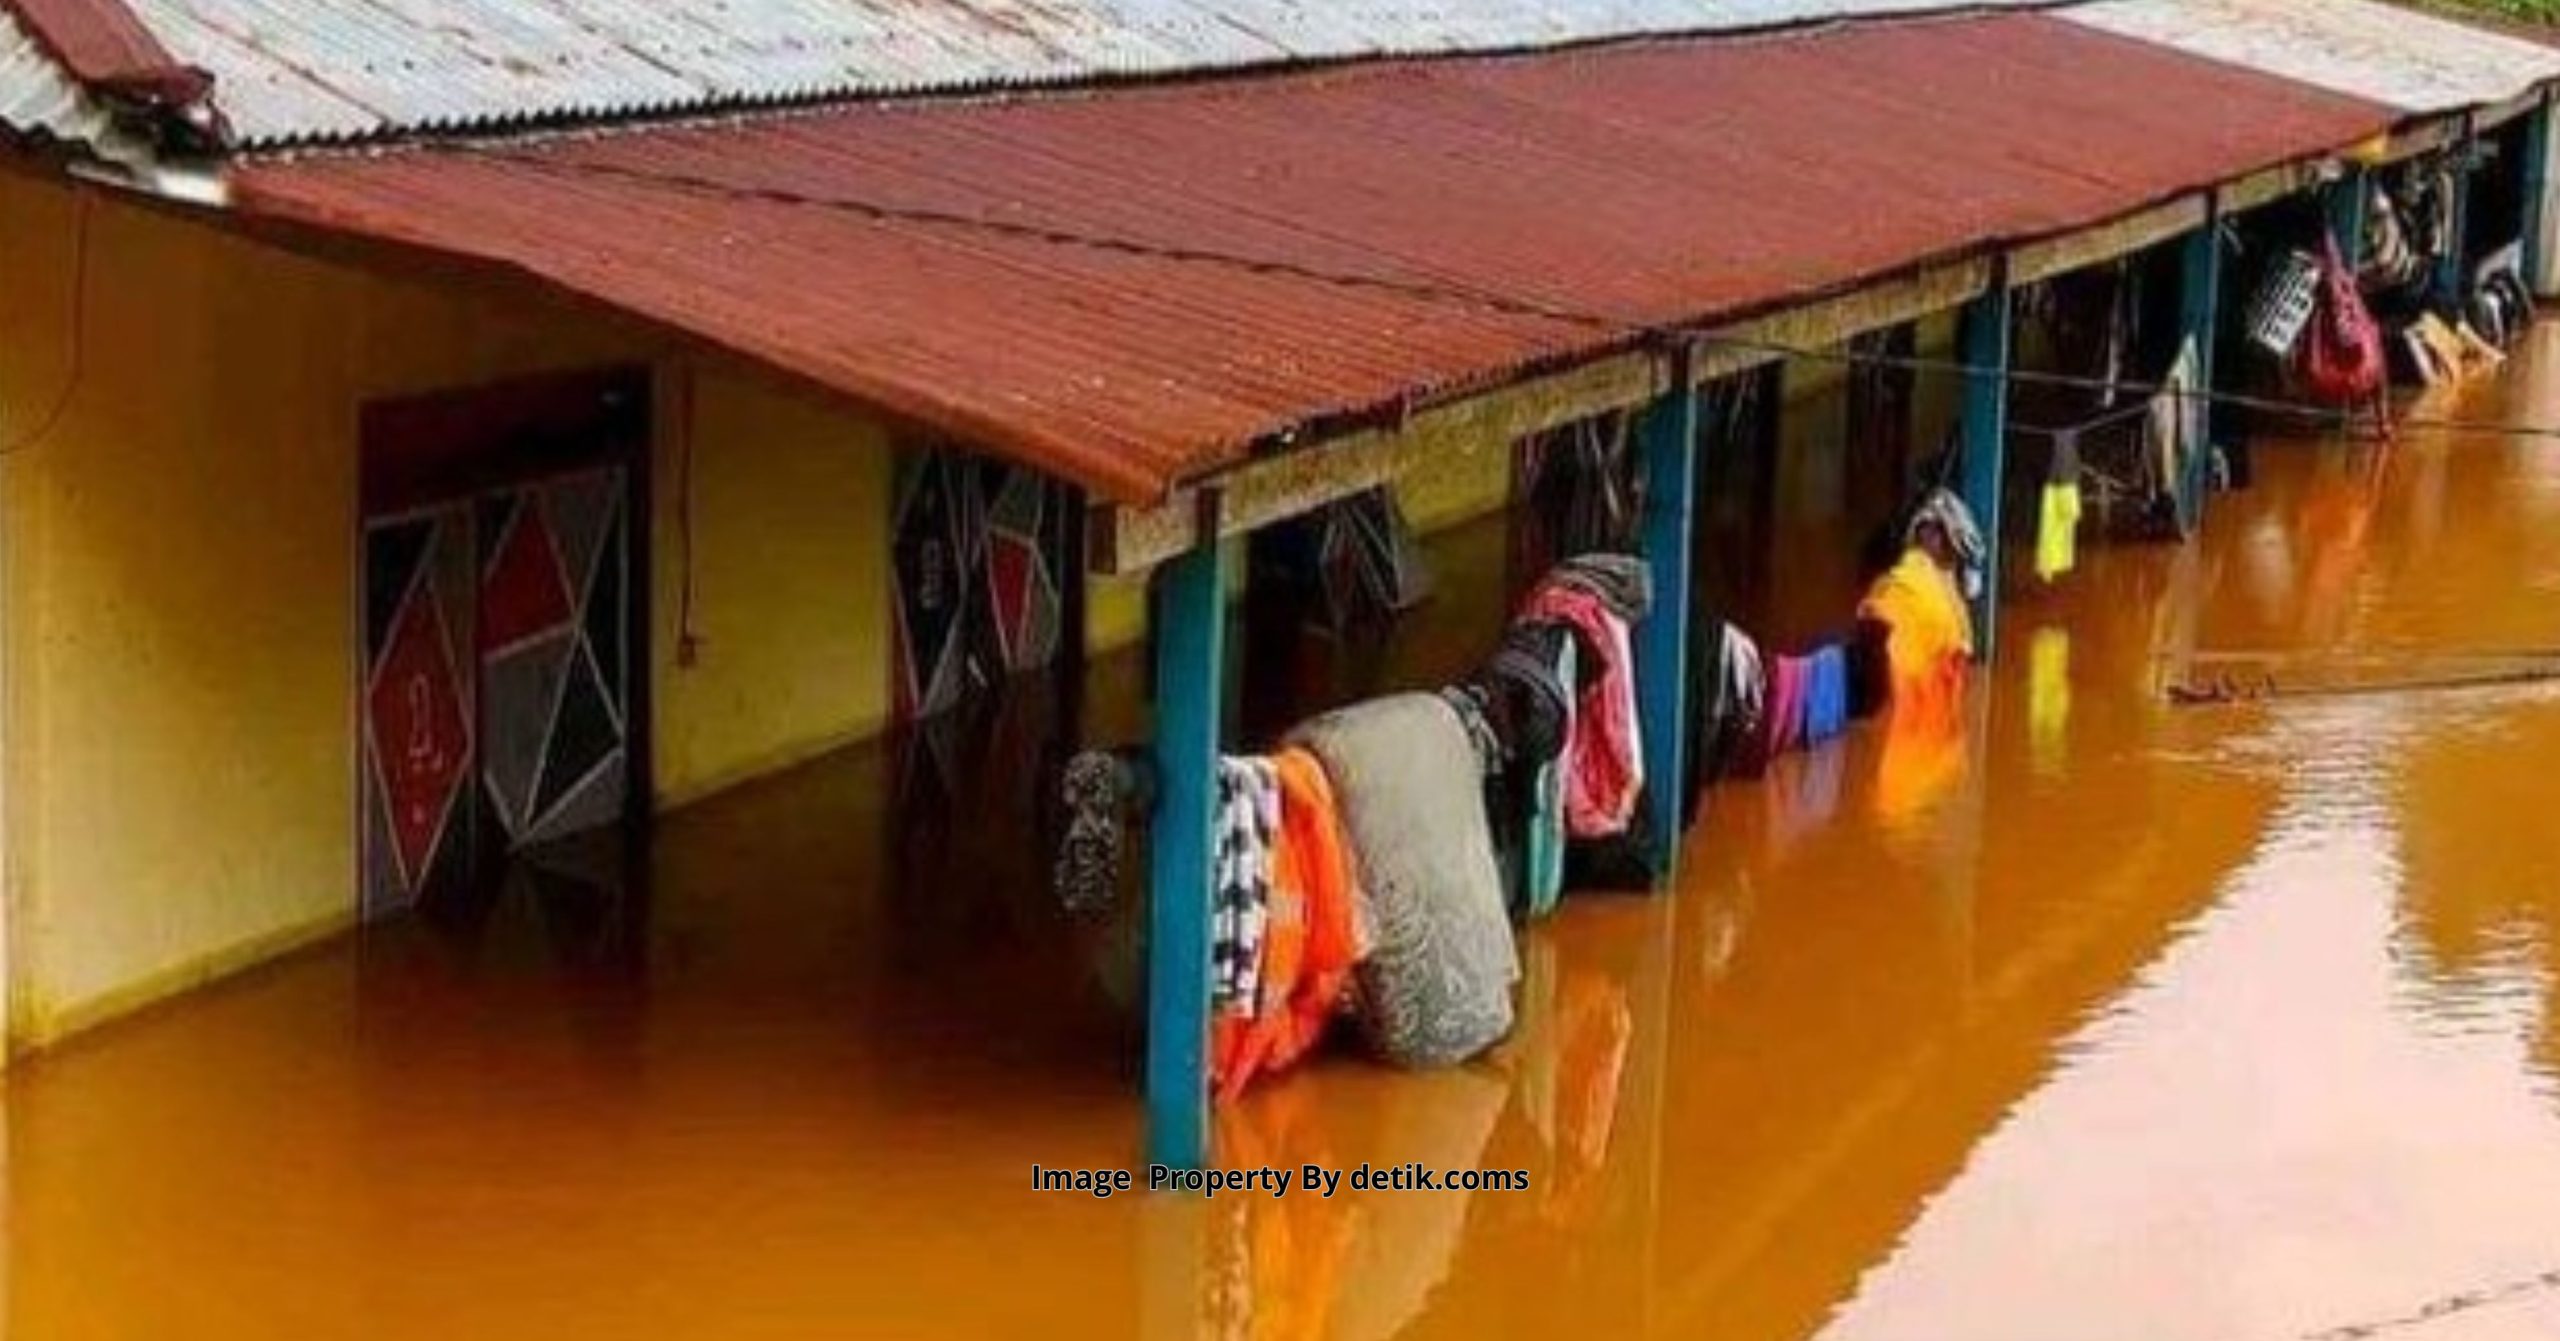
[{"xmin": 14, "ymin": 330, "xmax": 2560, "ymax": 1341}]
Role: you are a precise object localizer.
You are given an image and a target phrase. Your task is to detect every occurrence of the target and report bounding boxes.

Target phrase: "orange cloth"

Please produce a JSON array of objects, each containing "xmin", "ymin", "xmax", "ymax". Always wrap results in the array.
[
  {"xmin": 1859, "ymin": 547, "xmax": 1972, "ymax": 826},
  {"xmin": 1858, "ymin": 547, "xmax": 1973, "ymax": 718},
  {"xmin": 1214, "ymin": 748, "xmax": 1362, "ymax": 1102}
]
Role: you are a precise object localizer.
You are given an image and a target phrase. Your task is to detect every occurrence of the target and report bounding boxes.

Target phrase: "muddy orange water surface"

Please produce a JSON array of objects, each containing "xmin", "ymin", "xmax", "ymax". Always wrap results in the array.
[{"xmin": 15, "ymin": 332, "xmax": 2560, "ymax": 1341}]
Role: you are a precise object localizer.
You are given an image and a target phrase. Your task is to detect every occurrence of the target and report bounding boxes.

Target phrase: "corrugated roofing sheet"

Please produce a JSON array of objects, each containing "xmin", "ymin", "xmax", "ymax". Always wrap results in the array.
[
  {"xmin": 2, "ymin": 0, "xmax": 193, "ymax": 89},
  {"xmin": 2063, "ymin": 0, "xmax": 2560, "ymax": 116},
  {"xmin": 0, "ymin": 2, "xmax": 133, "ymax": 155},
  {"xmin": 233, "ymin": 13, "xmax": 2395, "ymax": 503},
  {"xmin": 120, "ymin": 0, "xmax": 2048, "ymax": 146}
]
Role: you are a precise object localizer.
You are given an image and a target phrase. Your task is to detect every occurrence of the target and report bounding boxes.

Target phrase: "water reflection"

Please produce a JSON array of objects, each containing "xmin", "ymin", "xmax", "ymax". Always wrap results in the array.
[{"xmin": 13, "ymin": 334, "xmax": 2560, "ymax": 1340}]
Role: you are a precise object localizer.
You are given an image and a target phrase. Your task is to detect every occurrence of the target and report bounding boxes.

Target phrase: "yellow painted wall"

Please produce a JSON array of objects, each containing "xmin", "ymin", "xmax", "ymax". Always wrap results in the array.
[
  {"xmin": 1391, "ymin": 427, "xmax": 1513, "ymax": 534},
  {"xmin": 650, "ymin": 367, "xmax": 892, "ymax": 806},
  {"xmin": 0, "ymin": 178, "xmax": 894, "ymax": 1047}
]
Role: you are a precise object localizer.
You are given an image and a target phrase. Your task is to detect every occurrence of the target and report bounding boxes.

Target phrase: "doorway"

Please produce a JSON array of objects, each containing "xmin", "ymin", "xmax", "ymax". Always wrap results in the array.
[{"xmin": 357, "ymin": 368, "xmax": 650, "ymax": 920}]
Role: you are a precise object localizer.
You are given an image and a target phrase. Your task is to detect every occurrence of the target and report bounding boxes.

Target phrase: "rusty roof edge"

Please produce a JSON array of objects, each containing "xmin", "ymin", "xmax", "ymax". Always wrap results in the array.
[
  {"xmin": 1203, "ymin": 127, "xmax": 2407, "ymax": 491},
  {"xmin": 209, "ymin": 1, "xmax": 2096, "ymax": 161},
  {"xmin": 216, "ymin": 102, "xmax": 2413, "ymax": 510}
]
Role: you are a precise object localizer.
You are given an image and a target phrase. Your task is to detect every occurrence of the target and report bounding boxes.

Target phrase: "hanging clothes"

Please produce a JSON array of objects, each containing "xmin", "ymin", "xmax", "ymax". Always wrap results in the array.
[
  {"xmin": 2035, "ymin": 482, "xmax": 2082, "ymax": 582},
  {"xmin": 1438, "ymin": 684, "xmax": 1504, "ymax": 777},
  {"xmin": 2362, "ymin": 182, "xmax": 2420, "ymax": 292},
  {"xmin": 2244, "ymin": 248, "xmax": 2323, "ymax": 361},
  {"xmin": 1802, "ymin": 644, "xmax": 1848, "ymax": 746},
  {"xmin": 1724, "ymin": 626, "xmax": 1767, "ymax": 745},
  {"xmin": 1859, "ymin": 547, "xmax": 1973, "ymax": 718},
  {"xmin": 1905, "ymin": 488, "xmax": 1988, "ymax": 603},
  {"xmin": 2301, "ymin": 236, "xmax": 2388, "ymax": 417},
  {"xmin": 1682, "ymin": 616, "xmax": 1765, "ymax": 824},
  {"xmin": 1289, "ymin": 695, "xmax": 1517, "ymax": 1068},
  {"xmin": 1053, "ymin": 747, "xmax": 1154, "ymax": 915},
  {"xmin": 2035, "ymin": 428, "xmax": 2083, "ymax": 584},
  {"xmin": 2405, "ymin": 163, "xmax": 2459, "ymax": 297},
  {"xmin": 1442, "ymin": 620, "xmax": 1573, "ymax": 921},
  {"xmin": 1211, "ymin": 757, "xmax": 1280, "ymax": 1014},
  {"xmin": 1545, "ymin": 552, "xmax": 1653, "ymax": 620},
  {"xmin": 1208, "ymin": 757, "xmax": 1282, "ymax": 1101},
  {"xmin": 1526, "ymin": 633, "xmax": 1577, "ymax": 919},
  {"xmin": 2146, "ymin": 339, "xmax": 2200, "ymax": 512},
  {"xmin": 1520, "ymin": 559, "xmax": 1650, "ymax": 840},
  {"xmin": 1765, "ymin": 654, "xmax": 1809, "ymax": 757},
  {"xmin": 1215, "ymin": 748, "xmax": 1363, "ymax": 1101}
]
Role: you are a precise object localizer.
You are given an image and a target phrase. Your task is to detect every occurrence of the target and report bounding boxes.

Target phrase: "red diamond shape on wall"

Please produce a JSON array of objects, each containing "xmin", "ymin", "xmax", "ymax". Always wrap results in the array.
[
  {"xmin": 480, "ymin": 502, "xmax": 574, "ymax": 656},
  {"xmin": 368, "ymin": 585, "xmax": 471, "ymax": 893}
]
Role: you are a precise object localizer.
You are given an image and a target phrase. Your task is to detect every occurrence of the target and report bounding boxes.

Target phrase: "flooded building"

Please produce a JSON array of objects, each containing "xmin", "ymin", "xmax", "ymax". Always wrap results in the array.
[{"xmin": 0, "ymin": 0, "xmax": 2556, "ymax": 1235}]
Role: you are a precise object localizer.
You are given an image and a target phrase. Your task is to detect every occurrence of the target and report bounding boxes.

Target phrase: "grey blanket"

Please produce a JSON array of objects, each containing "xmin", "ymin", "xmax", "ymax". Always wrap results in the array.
[{"xmin": 1290, "ymin": 693, "xmax": 1518, "ymax": 1067}]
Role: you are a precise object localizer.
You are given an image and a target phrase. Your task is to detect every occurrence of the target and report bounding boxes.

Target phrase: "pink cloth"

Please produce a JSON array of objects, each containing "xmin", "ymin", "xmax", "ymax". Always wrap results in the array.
[
  {"xmin": 1767, "ymin": 654, "xmax": 1808, "ymax": 756},
  {"xmin": 1521, "ymin": 583, "xmax": 1642, "ymax": 838}
]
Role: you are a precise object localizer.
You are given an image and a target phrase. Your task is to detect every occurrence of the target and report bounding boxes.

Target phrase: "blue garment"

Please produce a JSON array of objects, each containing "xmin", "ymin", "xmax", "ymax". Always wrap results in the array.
[
  {"xmin": 1804, "ymin": 645, "xmax": 1848, "ymax": 745},
  {"xmin": 1527, "ymin": 636, "xmax": 1577, "ymax": 918}
]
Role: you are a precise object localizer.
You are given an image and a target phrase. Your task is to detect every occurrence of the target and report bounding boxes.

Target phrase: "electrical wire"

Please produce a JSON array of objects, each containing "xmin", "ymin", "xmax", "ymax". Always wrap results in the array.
[
  {"xmin": 478, "ymin": 148, "xmax": 2560, "ymax": 448},
  {"xmin": 0, "ymin": 191, "xmax": 93, "ymax": 458},
  {"xmin": 673, "ymin": 361, "xmax": 704, "ymax": 667}
]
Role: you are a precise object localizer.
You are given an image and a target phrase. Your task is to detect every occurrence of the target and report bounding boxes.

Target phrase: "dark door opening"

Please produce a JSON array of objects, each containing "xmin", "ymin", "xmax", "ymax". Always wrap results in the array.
[{"xmin": 357, "ymin": 368, "xmax": 651, "ymax": 922}]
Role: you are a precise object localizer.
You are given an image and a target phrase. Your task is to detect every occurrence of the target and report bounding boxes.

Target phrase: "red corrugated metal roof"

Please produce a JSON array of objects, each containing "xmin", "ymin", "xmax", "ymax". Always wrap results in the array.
[
  {"xmin": 0, "ymin": 0, "xmax": 199, "ymax": 100},
  {"xmin": 233, "ymin": 12, "xmax": 2396, "ymax": 504}
]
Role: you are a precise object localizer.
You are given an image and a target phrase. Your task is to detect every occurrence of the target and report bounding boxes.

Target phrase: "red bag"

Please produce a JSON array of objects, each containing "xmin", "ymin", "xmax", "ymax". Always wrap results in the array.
[{"xmin": 2298, "ymin": 233, "xmax": 2386, "ymax": 407}]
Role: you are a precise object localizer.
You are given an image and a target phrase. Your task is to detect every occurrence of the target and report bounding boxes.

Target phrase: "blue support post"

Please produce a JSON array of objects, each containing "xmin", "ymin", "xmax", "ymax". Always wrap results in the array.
[
  {"xmin": 1144, "ymin": 508, "xmax": 1229, "ymax": 1173},
  {"xmin": 1634, "ymin": 360, "xmax": 1701, "ymax": 878},
  {"xmin": 2436, "ymin": 116, "xmax": 2475, "ymax": 302},
  {"xmin": 2328, "ymin": 164, "xmax": 2369, "ymax": 272},
  {"xmin": 2178, "ymin": 215, "xmax": 2222, "ymax": 528},
  {"xmin": 2526, "ymin": 98, "xmax": 2553, "ymax": 298},
  {"xmin": 1957, "ymin": 282, "xmax": 2011, "ymax": 662}
]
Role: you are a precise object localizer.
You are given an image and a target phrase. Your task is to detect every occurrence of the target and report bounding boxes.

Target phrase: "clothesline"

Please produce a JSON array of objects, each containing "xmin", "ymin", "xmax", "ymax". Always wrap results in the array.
[{"xmin": 2011, "ymin": 397, "xmax": 2156, "ymax": 440}]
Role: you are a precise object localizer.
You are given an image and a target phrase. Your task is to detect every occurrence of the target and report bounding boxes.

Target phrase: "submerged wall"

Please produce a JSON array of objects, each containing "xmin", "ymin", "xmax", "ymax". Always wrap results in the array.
[
  {"xmin": 0, "ymin": 177, "xmax": 894, "ymax": 1047},
  {"xmin": 0, "ymin": 167, "xmax": 1923, "ymax": 1052}
]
